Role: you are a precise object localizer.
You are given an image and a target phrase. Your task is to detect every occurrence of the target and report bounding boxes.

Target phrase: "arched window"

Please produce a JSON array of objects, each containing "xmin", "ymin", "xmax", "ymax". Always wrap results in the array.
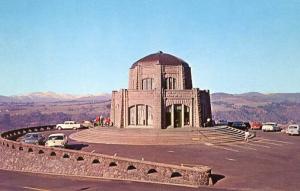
[
  {"xmin": 128, "ymin": 105, "xmax": 153, "ymax": 126},
  {"xmin": 165, "ymin": 77, "xmax": 176, "ymax": 89},
  {"xmin": 142, "ymin": 78, "xmax": 153, "ymax": 90}
]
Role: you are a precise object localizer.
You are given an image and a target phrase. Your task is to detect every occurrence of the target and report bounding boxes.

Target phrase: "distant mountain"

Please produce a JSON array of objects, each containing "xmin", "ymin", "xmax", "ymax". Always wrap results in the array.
[{"xmin": 0, "ymin": 92, "xmax": 111, "ymax": 103}]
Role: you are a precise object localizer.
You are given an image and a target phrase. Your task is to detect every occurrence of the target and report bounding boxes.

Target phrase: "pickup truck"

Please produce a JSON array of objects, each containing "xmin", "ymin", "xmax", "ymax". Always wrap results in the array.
[{"xmin": 56, "ymin": 121, "xmax": 82, "ymax": 130}]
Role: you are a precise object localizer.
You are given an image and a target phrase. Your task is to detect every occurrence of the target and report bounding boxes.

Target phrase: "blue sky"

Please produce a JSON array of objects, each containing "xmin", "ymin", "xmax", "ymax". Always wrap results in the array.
[{"xmin": 0, "ymin": 0, "xmax": 299, "ymax": 95}]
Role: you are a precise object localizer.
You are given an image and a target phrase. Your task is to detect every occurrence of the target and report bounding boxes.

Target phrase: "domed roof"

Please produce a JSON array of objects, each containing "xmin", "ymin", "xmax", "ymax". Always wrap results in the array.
[{"xmin": 130, "ymin": 51, "xmax": 189, "ymax": 69}]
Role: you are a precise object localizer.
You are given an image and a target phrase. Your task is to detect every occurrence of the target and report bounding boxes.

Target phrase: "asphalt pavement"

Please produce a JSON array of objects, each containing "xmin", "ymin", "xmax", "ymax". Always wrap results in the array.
[{"xmin": 4, "ymin": 129, "xmax": 300, "ymax": 191}]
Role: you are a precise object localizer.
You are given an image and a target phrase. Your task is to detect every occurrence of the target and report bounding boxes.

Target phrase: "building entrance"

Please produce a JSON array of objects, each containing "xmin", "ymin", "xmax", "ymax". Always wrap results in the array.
[
  {"xmin": 174, "ymin": 105, "xmax": 182, "ymax": 128},
  {"xmin": 166, "ymin": 104, "xmax": 190, "ymax": 128}
]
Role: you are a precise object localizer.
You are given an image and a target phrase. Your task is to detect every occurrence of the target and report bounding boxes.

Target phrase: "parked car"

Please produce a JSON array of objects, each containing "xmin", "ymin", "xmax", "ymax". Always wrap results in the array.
[
  {"xmin": 250, "ymin": 121, "xmax": 262, "ymax": 130},
  {"xmin": 56, "ymin": 121, "xmax": 82, "ymax": 130},
  {"xmin": 229, "ymin": 121, "xmax": 248, "ymax": 131},
  {"xmin": 45, "ymin": 133, "xmax": 68, "ymax": 147},
  {"xmin": 286, "ymin": 125, "xmax": 300, "ymax": 136},
  {"xmin": 244, "ymin": 122, "xmax": 251, "ymax": 129},
  {"xmin": 81, "ymin": 120, "xmax": 94, "ymax": 129},
  {"xmin": 262, "ymin": 122, "xmax": 281, "ymax": 132},
  {"xmin": 216, "ymin": 120, "xmax": 228, "ymax": 126},
  {"xmin": 22, "ymin": 133, "xmax": 45, "ymax": 145}
]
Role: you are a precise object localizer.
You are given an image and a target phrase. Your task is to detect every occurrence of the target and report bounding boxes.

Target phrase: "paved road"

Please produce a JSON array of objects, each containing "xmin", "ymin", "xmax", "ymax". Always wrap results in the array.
[{"xmin": 6, "ymin": 129, "xmax": 300, "ymax": 191}]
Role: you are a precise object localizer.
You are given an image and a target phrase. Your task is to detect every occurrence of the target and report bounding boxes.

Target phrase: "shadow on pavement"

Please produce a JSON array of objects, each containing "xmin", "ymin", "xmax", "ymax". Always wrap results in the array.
[
  {"xmin": 78, "ymin": 187, "xmax": 90, "ymax": 191},
  {"xmin": 211, "ymin": 174, "xmax": 225, "ymax": 185},
  {"xmin": 66, "ymin": 144, "xmax": 89, "ymax": 150}
]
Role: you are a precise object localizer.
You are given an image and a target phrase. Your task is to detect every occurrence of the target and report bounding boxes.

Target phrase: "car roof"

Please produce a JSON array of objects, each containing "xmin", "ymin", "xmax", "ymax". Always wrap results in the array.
[
  {"xmin": 48, "ymin": 133, "xmax": 65, "ymax": 137},
  {"xmin": 26, "ymin": 133, "xmax": 39, "ymax": 135},
  {"xmin": 289, "ymin": 124, "xmax": 299, "ymax": 127}
]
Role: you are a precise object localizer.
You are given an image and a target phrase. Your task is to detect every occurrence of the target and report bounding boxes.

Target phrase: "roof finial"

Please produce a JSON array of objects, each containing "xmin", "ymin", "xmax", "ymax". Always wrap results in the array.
[{"xmin": 158, "ymin": 51, "xmax": 163, "ymax": 54}]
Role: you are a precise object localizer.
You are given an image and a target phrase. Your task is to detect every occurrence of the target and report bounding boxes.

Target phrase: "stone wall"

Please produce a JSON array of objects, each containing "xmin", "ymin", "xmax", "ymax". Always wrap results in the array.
[{"xmin": 0, "ymin": 126, "xmax": 211, "ymax": 187}]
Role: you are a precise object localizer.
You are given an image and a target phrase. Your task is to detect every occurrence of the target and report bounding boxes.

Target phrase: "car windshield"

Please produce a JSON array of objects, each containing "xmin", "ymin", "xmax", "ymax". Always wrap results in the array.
[
  {"xmin": 289, "ymin": 126, "xmax": 297, "ymax": 129},
  {"xmin": 233, "ymin": 122, "xmax": 244, "ymax": 126},
  {"xmin": 265, "ymin": 123, "xmax": 276, "ymax": 126},
  {"xmin": 48, "ymin": 136, "xmax": 64, "ymax": 140}
]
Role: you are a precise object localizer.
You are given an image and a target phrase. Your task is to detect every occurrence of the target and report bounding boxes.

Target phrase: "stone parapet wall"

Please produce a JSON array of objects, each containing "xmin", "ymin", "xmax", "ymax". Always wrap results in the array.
[{"xmin": 0, "ymin": 126, "xmax": 211, "ymax": 187}]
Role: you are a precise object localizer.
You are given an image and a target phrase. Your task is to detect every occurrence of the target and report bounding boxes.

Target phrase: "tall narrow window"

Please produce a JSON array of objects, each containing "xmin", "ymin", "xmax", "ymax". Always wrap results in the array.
[
  {"xmin": 129, "ymin": 106, "xmax": 136, "ymax": 125},
  {"xmin": 165, "ymin": 77, "xmax": 176, "ymax": 90},
  {"xmin": 137, "ymin": 105, "xmax": 146, "ymax": 125},
  {"xmin": 142, "ymin": 78, "xmax": 153, "ymax": 90}
]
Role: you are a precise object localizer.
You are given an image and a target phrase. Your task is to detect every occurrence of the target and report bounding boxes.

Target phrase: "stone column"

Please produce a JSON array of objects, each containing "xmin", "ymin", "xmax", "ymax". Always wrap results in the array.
[
  {"xmin": 135, "ymin": 105, "xmax": 138, "ymax": 126},
  {"xmin": 190, "ymin": 99, "xmax": 194, "ymax": 127},
  {"xmin": 145, "ymin": 105, "xmax": 148, "ymax": 126},
  {"xmin": 171, "ymin": 104, "xmax": 174, "ymax": 128},
  {"xmin": 182, "ymin": 104, "xmax": 185, "ymax": 127}
]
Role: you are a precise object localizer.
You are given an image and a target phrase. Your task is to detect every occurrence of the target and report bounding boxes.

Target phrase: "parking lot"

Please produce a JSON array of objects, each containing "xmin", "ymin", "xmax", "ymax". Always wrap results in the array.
[{"xmin": 13, "ymin": 128, "xmax": 300, "ymax": 191}]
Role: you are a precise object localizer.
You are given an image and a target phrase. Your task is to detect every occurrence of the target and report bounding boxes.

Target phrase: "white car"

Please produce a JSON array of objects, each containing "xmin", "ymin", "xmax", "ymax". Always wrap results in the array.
[
  {"xmin": 286, "ymin": 125, "xmax": 300, "ymax": 136},
  {"xmin": 45, "ymin": 133, "xmax": 68, "ymax": 147},
  {"xmin": 56, "ymin": 121, "xmax": 82, "ymax": 130},
  {"xmin": 262, "ymin": 122, "xmax": 281, "ymax": 132}
]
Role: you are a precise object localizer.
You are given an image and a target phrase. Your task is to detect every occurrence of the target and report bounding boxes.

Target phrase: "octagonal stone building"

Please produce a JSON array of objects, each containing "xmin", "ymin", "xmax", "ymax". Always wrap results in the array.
[{"xmin": 111, "ymin": 51, "xmax": 212, "ymax": 129}]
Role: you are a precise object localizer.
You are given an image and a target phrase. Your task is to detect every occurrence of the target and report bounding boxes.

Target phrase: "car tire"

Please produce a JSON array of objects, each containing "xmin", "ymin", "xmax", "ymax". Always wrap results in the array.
[{"xmin": 58, "ymin": 126, "xmax": 62, "ymax": 130}]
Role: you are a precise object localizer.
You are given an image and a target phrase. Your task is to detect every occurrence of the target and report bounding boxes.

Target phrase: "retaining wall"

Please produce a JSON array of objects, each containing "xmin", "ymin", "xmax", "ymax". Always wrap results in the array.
[{"xmin": 0, "ymin": 125, "xmax": 211, "ymax": 187}]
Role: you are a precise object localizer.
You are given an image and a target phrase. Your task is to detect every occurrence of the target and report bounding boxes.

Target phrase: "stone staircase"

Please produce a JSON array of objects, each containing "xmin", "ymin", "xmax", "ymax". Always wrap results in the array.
[{"xmin": 194, "ymin": 126, "xmax": 255, "ymax": 145}]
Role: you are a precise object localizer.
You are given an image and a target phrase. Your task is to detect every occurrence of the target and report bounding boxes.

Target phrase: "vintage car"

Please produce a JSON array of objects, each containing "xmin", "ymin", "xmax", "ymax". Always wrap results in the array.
[
  {"xmin": 215, "ymin": 120, "xmax": 228, "ymax": 126},
  {"xmin": 250, "ymin": 121, "xmax": 262, "ymax": 130},
  {"xmin": 45, "ymin": 133, "xmax": 68, "ymax": 148},
  {"xmin": 229, "ymin": 121, "xmax": 248, "ymax": 131},
  {"xmin": 262, "ymin": 122, "xmax": 281, "ymax": 132},
  {"xmin": 22, "ymin": 133, "xmax": 45, "ymax": 145},
  {"xmin": 286, "ymin": 125, "xmax": 300, "ymax": 136},
  {"xmin": 56, "ymin": 121, "xmax": 82, "ymax": 130}
]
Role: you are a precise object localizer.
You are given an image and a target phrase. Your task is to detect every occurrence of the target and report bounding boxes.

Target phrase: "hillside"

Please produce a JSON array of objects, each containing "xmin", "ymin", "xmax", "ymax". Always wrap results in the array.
[
  {"xmin": 211, "ymin": 92, "xmax": 300, "ymax": 124},
  {"xmin": 0, "ymin": 92, "xmax": 111, "ymax": 131},
  {"xmin": 0, "ymin": 92, "xmax": 299, "ymax": 131}
]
